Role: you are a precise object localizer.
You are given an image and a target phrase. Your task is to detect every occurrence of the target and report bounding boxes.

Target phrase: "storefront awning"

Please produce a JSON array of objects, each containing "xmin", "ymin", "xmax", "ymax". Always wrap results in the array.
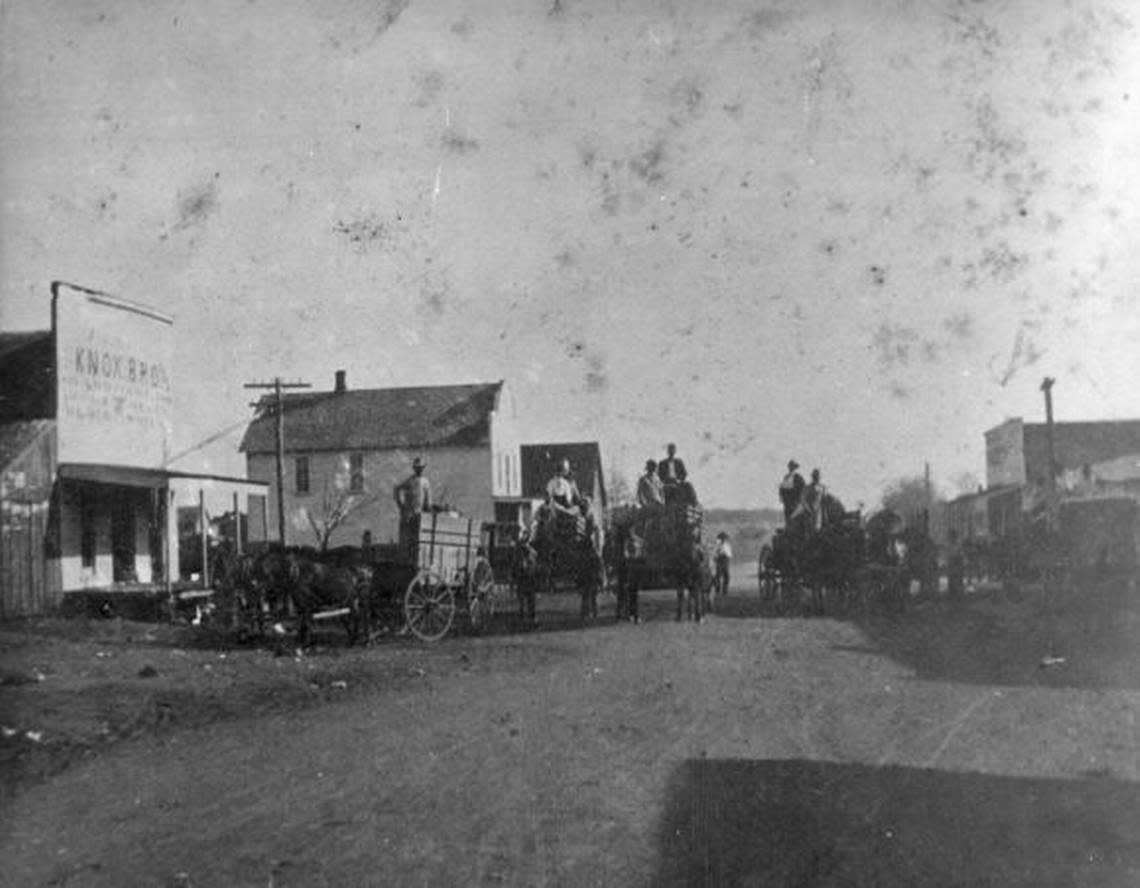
[
  {"xmin": 58, "ymin": 463, "xmax": 270, "ymax": 493},
  {"xmin": 58, "ymin": 462, "xmax": 168, "ymax": 489}
]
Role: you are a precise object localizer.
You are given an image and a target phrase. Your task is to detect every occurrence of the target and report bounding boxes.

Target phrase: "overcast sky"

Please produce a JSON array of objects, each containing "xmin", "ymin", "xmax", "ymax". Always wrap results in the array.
[{"xmin": 2, "ymin": 0, "xmax": 1137, "ymax": 509}]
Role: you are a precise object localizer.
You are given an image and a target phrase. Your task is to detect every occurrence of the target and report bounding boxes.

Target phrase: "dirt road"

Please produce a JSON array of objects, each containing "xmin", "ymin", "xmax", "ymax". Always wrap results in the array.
[{"xmin": 3, "ymin": 580, "xmax": 1140, "ymax": 886}]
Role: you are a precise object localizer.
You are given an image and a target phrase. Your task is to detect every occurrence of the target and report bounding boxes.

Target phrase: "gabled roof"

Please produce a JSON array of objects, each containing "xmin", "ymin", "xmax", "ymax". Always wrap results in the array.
[
  {"xmin": 239, "ymin": 381, "xmax": 504, "ymax": 454},
  {"xmin": 520, "ymin": 442, "xmax": 606, "ymax": 507},
  {"xmin": 0, "ymin": 331, "xmax": 54, "ymax": 422}
]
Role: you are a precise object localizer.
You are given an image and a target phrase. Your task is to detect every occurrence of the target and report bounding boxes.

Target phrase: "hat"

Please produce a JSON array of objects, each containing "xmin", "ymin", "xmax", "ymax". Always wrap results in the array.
[
  {"xmin": 716, "ymin": 531, "xmax": 728, "ymax": 540},
  {"xmin": 412, "ymin": 457, "xmax": 426, "ymax": 469},
  {"xmin": 788, "ymin": 459, "xmax": 799, "ymax": 470}
]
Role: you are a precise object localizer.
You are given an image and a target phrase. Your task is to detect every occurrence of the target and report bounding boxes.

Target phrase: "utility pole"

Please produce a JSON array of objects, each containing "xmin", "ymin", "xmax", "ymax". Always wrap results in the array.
[
  {"xmin": 244, "ymin": 377, "xmax": 311, "ymax": 546},
  {"xmin": 1041, "ymin": 377, "xmax": 1056, "ymax": 496}
]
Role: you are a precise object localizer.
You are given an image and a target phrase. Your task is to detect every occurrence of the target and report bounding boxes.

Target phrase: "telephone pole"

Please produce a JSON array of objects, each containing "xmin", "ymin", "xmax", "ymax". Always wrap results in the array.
[
  {"xmin": 245, "ymin": 377, "xmax": 311, "ymax": 546},
  {"xmin": 1041, "ymin": 376, "xmax": 1056, "ymax": 495}
]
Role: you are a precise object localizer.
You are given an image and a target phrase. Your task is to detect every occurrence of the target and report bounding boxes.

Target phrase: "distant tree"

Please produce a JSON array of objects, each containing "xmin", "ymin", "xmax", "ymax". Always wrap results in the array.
[
  {"xmin": 880, "ymin": 475, "xmax": 947, "ymax": 540},
  {"xmin": 608, "ymin": 465, "xmax": 634, "ymax": 506}
]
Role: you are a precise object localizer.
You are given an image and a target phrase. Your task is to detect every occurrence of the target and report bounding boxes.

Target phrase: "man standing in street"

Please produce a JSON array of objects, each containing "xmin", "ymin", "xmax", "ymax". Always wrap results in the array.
[
  {"xmin": 394, "ymin": 456, "xmax": 431, "ymax": 563},
  {"xmin": 714, "ymin": 532, "xmax": 733, "ymax": 598}
]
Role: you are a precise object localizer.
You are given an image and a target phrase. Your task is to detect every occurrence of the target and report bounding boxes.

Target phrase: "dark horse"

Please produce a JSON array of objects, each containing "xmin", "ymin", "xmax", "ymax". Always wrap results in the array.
[{"xmin": 226, "ymin": 544, "xmax": 369, "ymax": 647}]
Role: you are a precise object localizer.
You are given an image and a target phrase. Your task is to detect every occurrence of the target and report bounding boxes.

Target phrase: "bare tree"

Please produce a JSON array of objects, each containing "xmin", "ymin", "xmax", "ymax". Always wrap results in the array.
[{"xmin": 301, "ymin": 459, "xmax": 377, "ymax": 552}]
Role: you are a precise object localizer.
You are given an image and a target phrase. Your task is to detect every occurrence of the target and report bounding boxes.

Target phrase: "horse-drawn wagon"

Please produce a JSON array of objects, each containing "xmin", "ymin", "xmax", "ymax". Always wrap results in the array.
[
  {"xmin": 757, "ymin": 499, "xmax": 908, "ymax": 616},
  {"xmin": 609, "ymin": 498, "xmax": 712, "ymax": 621},
  {"xmin": 211, "ymin": 509, "xmax": 497, "ymax": 645},
  {"xmin": 368, "ymin": 510, "xmax": 497, "ymax": 642}
]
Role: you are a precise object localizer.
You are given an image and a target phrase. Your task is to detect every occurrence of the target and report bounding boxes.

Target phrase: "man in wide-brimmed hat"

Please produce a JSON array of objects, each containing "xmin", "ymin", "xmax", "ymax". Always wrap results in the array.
[
  {"xmin": 394, "ymin": 456, "xmax": 432, "ymax": 561},
  {"xmin": 779, "ymin": 459, "xmax": 805, "ymax": 525}
]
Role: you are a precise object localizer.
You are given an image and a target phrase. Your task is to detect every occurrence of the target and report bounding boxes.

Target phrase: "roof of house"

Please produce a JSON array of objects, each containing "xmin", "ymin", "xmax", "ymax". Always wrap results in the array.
[
  {"xmin": 239, "ymin": 381, "xmax": 504, "ymax": 454},
  {"xmin": 0, "ymin": 419, "xmax": 54, "ymax": 473},
  {"xmin": 0, "ymin": 331, "xmax": 54, "ymax": 422},
  {"xmin": 520, "ymin": 442, "xmax": 606, "ymax": 507}
]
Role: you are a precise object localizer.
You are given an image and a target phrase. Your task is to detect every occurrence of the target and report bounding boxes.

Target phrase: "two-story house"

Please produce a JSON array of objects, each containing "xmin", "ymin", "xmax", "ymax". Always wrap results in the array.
[{"xmin": 239, "ymin": 373, "xmax": 523, "ymax": 549}]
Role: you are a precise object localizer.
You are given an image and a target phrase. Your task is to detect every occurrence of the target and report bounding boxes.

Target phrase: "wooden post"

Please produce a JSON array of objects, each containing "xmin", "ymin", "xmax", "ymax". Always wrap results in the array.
[
  {"xmin": 1041, "ymin": 377, "xmax": 1056, "ymax": 495},
  {"xmin": 199, "ymin": 488, "xmax": 209, "ymax": 590},
  {"xmin": 245, "ymin": 377, "xmax": 311, "ymax": 548},
  {"xmin": 233, "ymin": 491, "xmax": 242, "ymax": 555}
]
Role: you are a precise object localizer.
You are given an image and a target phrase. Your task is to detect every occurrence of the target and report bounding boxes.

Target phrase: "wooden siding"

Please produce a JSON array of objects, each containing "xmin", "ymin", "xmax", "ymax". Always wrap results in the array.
[{"xmin": 1, "ymin": 425, "xmax": 61, "ymax": 617}]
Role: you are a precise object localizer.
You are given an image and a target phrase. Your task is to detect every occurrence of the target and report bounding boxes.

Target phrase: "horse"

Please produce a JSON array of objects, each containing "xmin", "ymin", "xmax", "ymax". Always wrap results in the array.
[
  {"xmin": 208, "ymin": 545, "xmax": 263, "ymax": 635},
  {"xmin": 287, "ymin": 553, "xmax": 372, "ymax": 647},
  {"xmin": 674, "ymin": 544, "xmax": 715, "ymax": 622}
]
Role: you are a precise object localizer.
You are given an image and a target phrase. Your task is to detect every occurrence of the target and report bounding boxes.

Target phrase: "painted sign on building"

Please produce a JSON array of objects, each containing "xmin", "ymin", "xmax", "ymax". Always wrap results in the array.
[
  {"xmin": 52, "ymin": 282, "xmax": 174, "ymax": 469},
  {"xmin": 984, "ymin": 418, "xmax": 1026, "ymax": 490}
]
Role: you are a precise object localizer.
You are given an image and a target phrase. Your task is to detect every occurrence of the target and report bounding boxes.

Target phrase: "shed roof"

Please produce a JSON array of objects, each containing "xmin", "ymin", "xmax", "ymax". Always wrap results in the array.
[
  {"xmin": 0, "ymin": 420, "xmax": 54, "ymax": 474},
  {"xmin": 520, "ymin": 442, "xmax": 606, "ymax": 507},
  {"xmin": 0, "ymin": 331, "xmax": 54, "ymax": 422},
  {"xmin": 239, "ymin": 381, "xmax": 504, "ymax": 454}
]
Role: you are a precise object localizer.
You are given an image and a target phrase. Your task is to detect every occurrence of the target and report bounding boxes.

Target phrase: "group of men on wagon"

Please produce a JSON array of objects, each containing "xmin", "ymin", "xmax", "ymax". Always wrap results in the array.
[{"xmin": 778, "ymin": 459, "xmax": 830, "ymax": 533}]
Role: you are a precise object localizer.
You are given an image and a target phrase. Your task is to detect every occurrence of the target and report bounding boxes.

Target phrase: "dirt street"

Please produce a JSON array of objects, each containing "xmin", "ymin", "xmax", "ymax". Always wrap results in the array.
[{"xmin": 3, "ymin": 577, "xmax": 1140, "ymax": 887}]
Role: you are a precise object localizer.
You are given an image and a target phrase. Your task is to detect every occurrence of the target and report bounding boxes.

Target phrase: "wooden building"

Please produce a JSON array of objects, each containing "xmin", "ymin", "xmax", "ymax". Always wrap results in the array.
[{"xmin": 0, "ymin": 283, "xmax": 266, "ymax": 617}]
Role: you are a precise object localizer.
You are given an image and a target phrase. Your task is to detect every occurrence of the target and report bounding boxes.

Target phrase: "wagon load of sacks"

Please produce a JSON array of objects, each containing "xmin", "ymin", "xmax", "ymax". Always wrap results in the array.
[{"xmin": 611, "ymin": 501, "xmax": 702, "ymax": 561}]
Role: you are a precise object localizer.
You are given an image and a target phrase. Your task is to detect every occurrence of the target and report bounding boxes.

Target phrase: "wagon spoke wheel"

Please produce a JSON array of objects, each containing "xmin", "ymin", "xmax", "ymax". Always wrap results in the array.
[
  {"xmin": 468, "ymin": 570, "xmax": 497, "ymax": 632},
  {"xmin": 404, "ymin": 570, "xmax": 455, "ymax": 642}
]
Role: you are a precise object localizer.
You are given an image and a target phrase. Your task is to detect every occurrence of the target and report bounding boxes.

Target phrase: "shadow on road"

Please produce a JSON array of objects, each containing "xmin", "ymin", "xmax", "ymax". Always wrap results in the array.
[
  {"xmin": 654, "ymin": 757, "xmax": 1140, "ymax": 887},
  {"xmin": 710, "ymin": 576, "xmax": 1140, "ymax": 692}
]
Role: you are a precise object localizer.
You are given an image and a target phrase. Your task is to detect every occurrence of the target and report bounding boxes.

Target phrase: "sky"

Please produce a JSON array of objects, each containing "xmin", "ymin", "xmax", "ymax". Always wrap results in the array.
[{"xmin": 2, "ymin": 0, "xmax": 1138, "ymax": 510}]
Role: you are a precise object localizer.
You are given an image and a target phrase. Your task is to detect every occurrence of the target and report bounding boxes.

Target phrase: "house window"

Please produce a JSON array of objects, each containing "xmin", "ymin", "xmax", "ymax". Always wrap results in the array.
[
  {"xmin": 295, "ymin": 455, "xmax": 310, "ymax": 495},
  {"xmin": 349, "ymin": 452, "xmax": 364, "ymax": 493},
  {"xmin": 79, "ymin": 484, "xmax": 96, "ymax": 569}
]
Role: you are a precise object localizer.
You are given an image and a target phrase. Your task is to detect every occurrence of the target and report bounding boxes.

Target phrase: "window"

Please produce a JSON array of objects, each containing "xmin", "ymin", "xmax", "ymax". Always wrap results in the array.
[
  {"xmin": 349, "ymin": 452, "xmax": 364, "ymax": 493},
  {"xmin": 295, "ymin": 455, "xmax": 310, "ymax": 495}
]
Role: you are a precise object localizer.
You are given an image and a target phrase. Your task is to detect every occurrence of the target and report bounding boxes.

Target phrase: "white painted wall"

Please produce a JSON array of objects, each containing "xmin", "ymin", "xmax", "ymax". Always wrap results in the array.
[{"xmin": 248, "ymin": 445, "xmax": 494, "ymax": 549}]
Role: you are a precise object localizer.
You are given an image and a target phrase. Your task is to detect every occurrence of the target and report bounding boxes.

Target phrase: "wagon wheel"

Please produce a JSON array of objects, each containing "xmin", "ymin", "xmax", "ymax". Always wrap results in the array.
[
  {"xmin": 467, "ymin": 566, "xmax": 497, "ymax": 631},
  {"xmin": 404, "ymin": 570, "xmax": 455, "ymax": 642}
]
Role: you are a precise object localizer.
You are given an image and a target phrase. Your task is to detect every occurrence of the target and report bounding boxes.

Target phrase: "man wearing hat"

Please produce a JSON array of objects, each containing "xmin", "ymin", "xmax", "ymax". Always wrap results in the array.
[
  {"xmin": 714, "ymin": 531, "xmax": 733, "ymax": 598},
  {"xmin": 637, "ymin": 459, "xmax": 666, "ymax": 508},
  {"xmin": 779, "ymin": 460, "xmax": 805, "ymax": 525},
  {"xmin": 394, "ymin": 456, "xmax": 432, "ymax": 562}
]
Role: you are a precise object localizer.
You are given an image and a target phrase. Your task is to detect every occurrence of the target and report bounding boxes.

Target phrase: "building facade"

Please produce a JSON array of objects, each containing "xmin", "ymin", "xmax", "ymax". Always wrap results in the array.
[
  {"xmin": 947, "ymin": 416, "xmax": 1140, "ymax": 547},
  {"xmin": 240, "ymin": 375, "xmax": 523, "ymax": 549},
  {"xmin": 0, "ymin": 283, "xmax": 266, "ymax": 617}
]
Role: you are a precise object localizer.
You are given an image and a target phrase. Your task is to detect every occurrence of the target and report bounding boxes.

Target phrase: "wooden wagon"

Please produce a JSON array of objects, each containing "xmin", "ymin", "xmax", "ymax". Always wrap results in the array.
[{"xmin": 369, "ymin": 511, "xmax": 497, "ymax": 642}]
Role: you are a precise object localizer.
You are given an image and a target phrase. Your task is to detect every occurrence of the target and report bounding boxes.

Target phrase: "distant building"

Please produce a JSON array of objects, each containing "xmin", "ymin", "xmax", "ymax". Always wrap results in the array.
[
  {"xmin": 239, "ymin": 375, "xmax": 523, "ymax": 548},
  {"xmin": 519, "ymin": 442, "xmax": 607, "ymax": 511},
  {"xmin": 985, "ymin": 417, "xmax": 1140, "ymax": 491},
  {"xmin": 946, "ymin": 416, "xmax": 1140, "ymax": 543},
  {"xmin": 0, "ymin": 283, "xmax": 266, "ymax": 617}
]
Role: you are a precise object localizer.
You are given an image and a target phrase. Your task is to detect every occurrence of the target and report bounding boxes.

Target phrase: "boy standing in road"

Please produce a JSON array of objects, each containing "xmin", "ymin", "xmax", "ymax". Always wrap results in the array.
[{"xmin": 714, "ymin": 532, "xmax": 732, "ymax": 598}]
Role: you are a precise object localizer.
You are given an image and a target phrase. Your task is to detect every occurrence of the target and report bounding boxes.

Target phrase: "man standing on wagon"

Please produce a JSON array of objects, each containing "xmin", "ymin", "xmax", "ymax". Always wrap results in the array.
[
  {"xmin": 394, "ymin": 456, "xmax": 432, "ymax": 563},
  {"xmin": 657, "ymin": 443, "xmax": 688, "ymax": 504},
  {"xmin": 779, "ymin": 459, "xmax": 805, "ymax": 526}
]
